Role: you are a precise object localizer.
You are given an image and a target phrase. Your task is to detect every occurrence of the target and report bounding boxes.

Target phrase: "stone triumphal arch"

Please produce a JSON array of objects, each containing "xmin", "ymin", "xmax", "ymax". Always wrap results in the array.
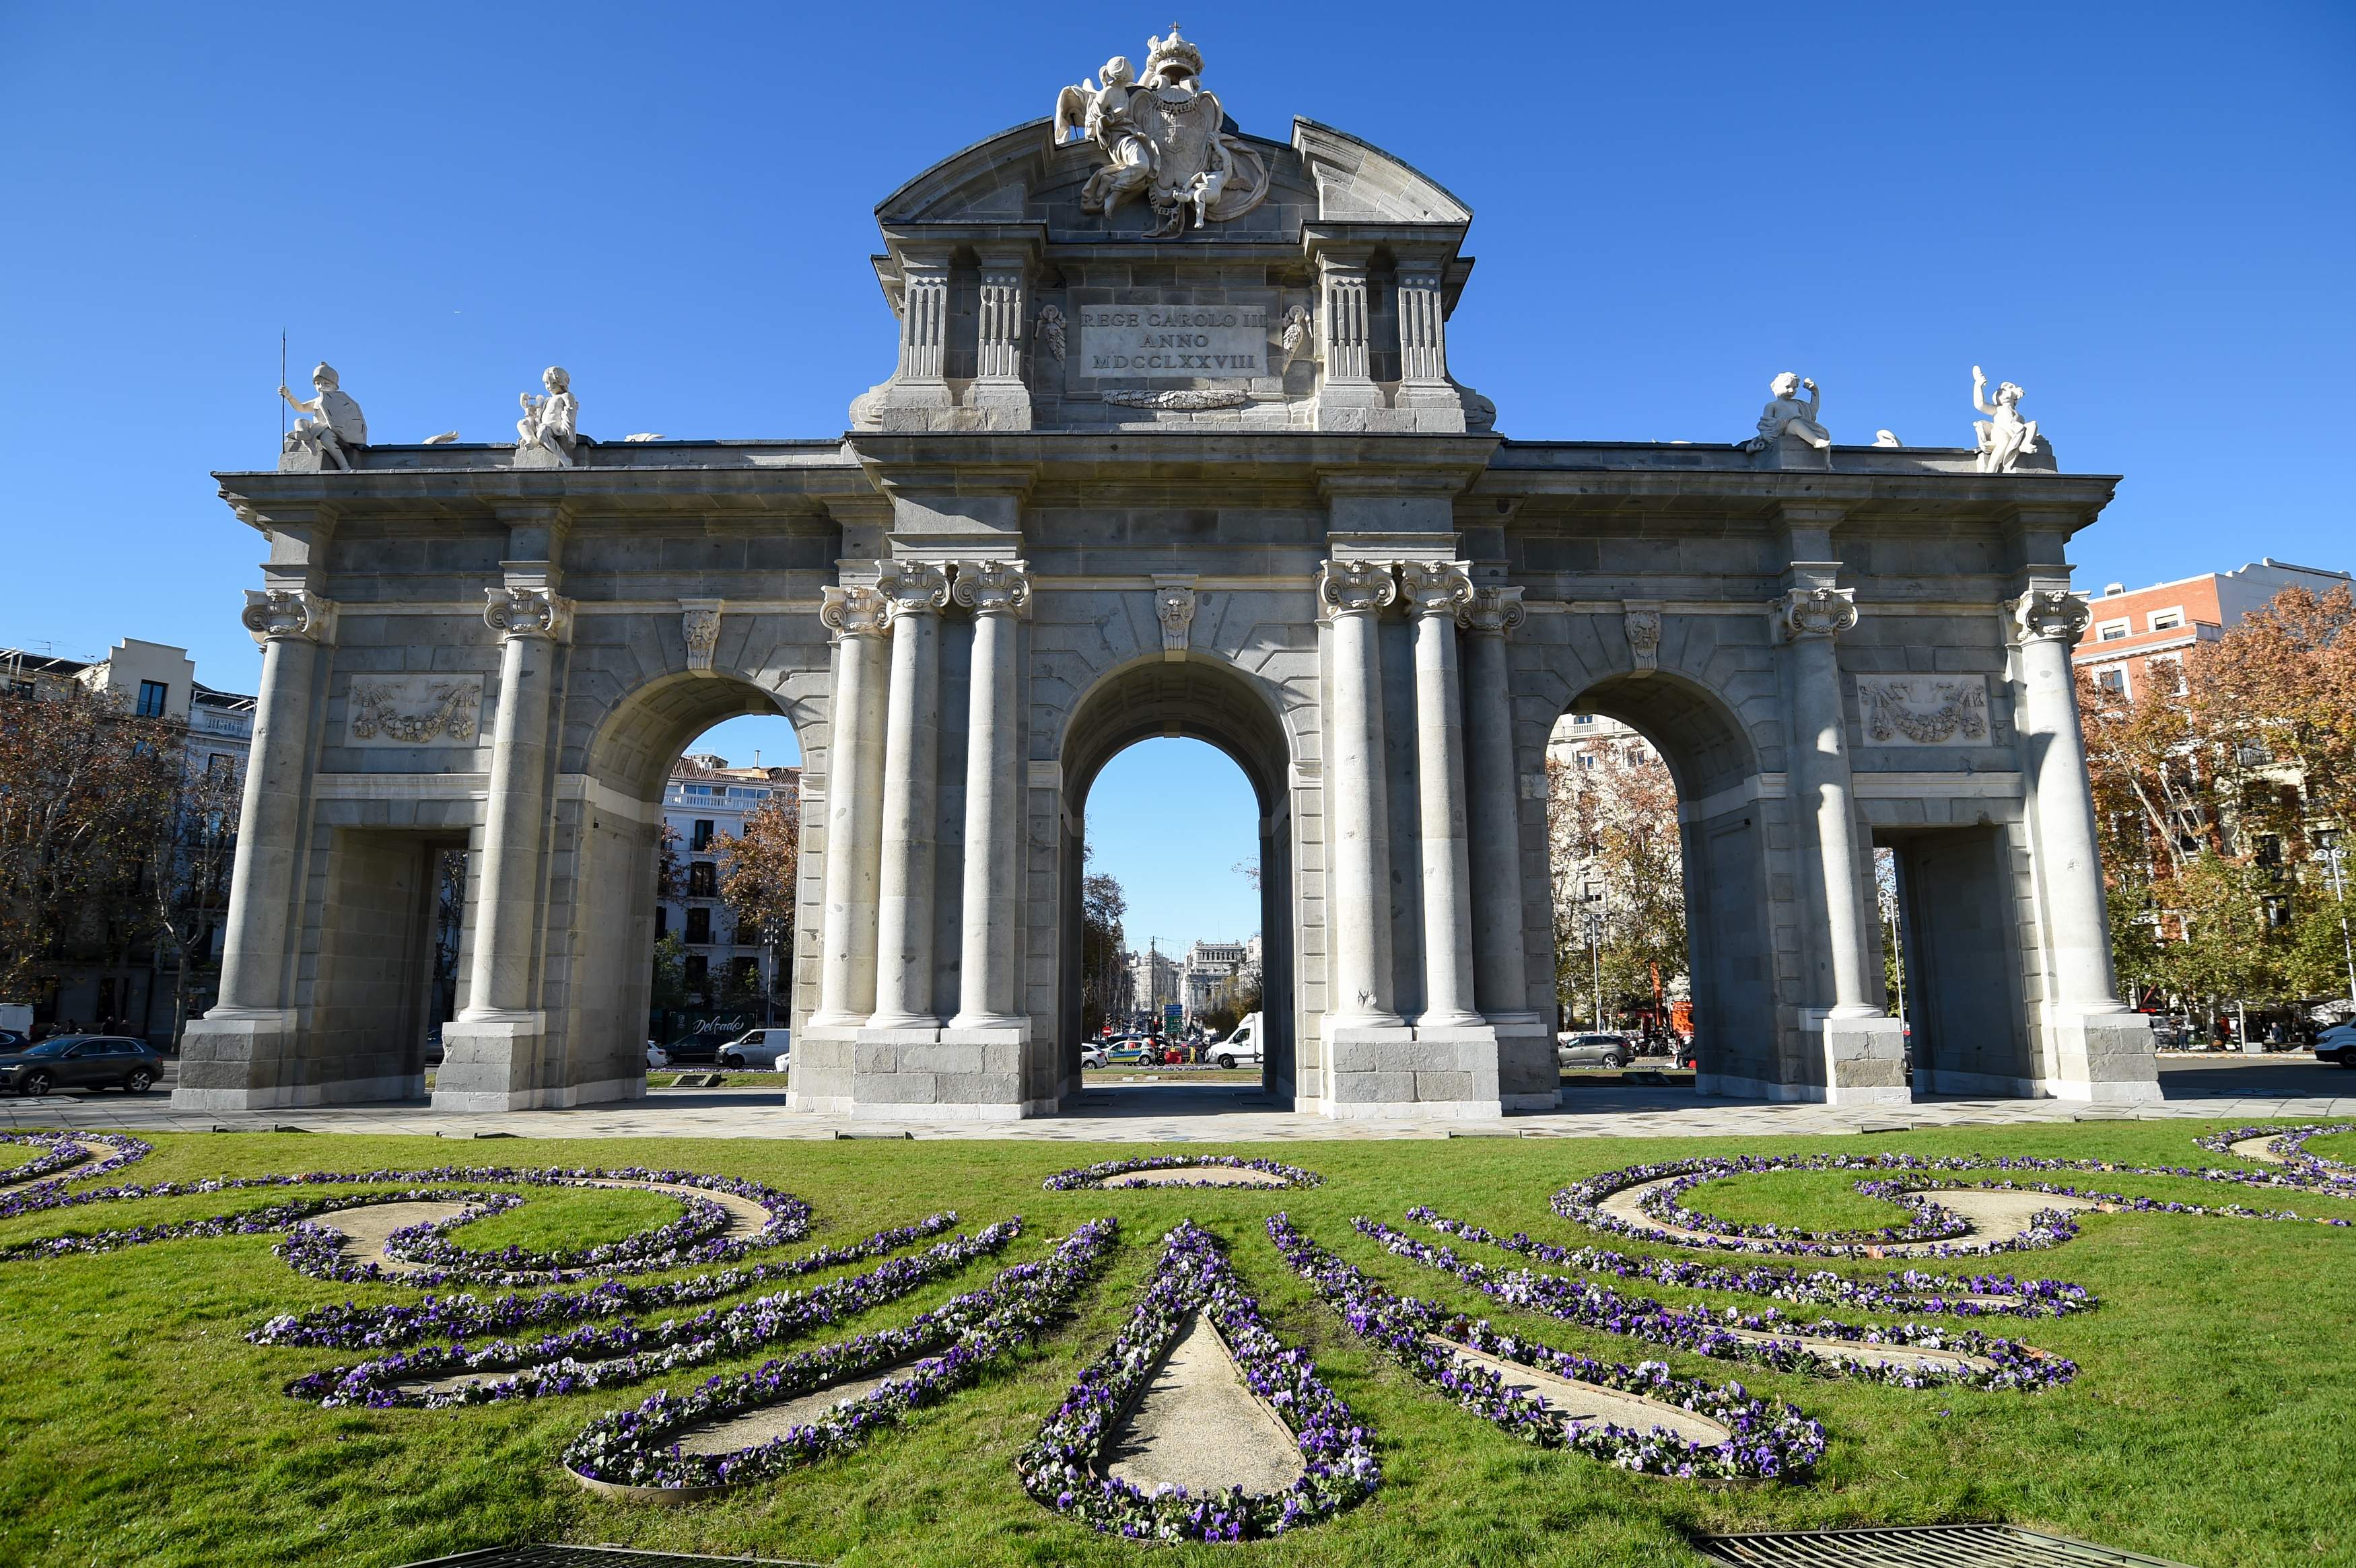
[{"xmin": 178, "ymin": 31, "xmax": 2159, "ymax": 1117}]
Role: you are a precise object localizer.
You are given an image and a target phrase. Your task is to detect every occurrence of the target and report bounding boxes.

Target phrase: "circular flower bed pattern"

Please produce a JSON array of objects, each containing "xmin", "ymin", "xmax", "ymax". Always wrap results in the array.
[
  {"xmin": 1042, "ymin": 1155, "xmax": 1323, "ymax": 1192},
  {"xmin": 2197, "ymin": 1123, "xmax": 2356, "ymax": 1184},
  {"xmin": 0, "ymin": 1131, "xmax": 148, "ymax": 1190},
  {"xmin": 1019, "ymin": 1219, "xmax": 1378, "ymax": 1540}
]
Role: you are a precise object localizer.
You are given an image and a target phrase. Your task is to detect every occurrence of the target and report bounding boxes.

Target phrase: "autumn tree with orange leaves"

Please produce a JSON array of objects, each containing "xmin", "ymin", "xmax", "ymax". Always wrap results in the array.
[{"xmin": 715, "ymin": 778, "xmax": 801, "ymax": 1019}]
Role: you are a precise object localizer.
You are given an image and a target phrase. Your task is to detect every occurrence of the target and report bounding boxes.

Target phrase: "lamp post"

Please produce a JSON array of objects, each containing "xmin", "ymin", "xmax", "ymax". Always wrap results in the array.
[
  {"xmin": 1583, "ymin": 902, "xmax": 1603, "ymax": 1032},
  {"xmin": 2322, "ymin": 832, "xmax": 2356, "ymax": 1010}
]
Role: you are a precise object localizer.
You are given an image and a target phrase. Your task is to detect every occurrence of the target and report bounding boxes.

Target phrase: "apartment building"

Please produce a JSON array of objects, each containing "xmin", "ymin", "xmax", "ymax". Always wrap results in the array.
[
  {"xmin": 2072, "ymin": 557, "xmax": 2351, "ymax": 701},
  {"xmin": 656, "ymin": 753, "xmax": 800, "ymax": 1010}
]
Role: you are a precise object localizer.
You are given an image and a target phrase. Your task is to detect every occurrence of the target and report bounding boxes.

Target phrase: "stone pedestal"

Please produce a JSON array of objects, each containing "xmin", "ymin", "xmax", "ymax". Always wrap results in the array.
[
  {"xmin": 176, "ymin": 1010, "xmax": 423, "ymax": 1109},
  {"xmin": 1817, "ymin": 1013, "xmax": 1913, "ymax": 1106},
  {"xmin": 850, "ymin": 1026, "xmax": 1033, "ymax": 1120},
  {"xmin": 1324, "ymin": 1022, "xmax": 1506, "ymax": 1120},
  {"xmin": 2046, "ymin": 1009, "xmax": 2163, "ymax": 1102}
]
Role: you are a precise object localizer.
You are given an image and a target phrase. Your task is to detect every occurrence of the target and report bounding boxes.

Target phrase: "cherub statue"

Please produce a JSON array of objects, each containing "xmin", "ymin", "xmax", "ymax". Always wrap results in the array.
[
  {"xmin": 279, "ymin": 362, "xmax": 367, "ymax": 470},
  {"xmin": 515, "ymin": 365, "xmax": 582, "ymax": 466},
  {"xmin": 1054, "ymin": 56, "xmax": 1155, "ymax": 217},
  {"xmin": 1185, "ymin": 137, "xmax": 1233, "ymax": 229},
  {"xmin": 1970, "ymin": 365, "xmax": 2040, "ymax": 473},
  {"xmin": 1741, "ymin": 371, "xmax": 1832, "ymax": 452}
]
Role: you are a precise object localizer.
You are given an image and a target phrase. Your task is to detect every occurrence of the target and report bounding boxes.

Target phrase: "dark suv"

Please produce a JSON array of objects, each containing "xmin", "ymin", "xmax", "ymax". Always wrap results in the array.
[{"xmin": 0, "ymin": 1035, "xmax": 165, "ymax": 1096}]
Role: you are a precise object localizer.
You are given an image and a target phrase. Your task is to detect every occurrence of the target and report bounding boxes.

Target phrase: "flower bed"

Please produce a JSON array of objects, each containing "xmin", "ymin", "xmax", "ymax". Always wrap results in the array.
[
  {"xmin": 1355, "ymin": 1217, "xmax": 2073, "ymax": 1392},
  {"xmin": 1554, "ymin": 1152, "xmax": 2356, "ymax": 1259},
  {"xmin": 0, "ymin": 1163, "xmax": 812, "ymax": 1285},
  {"xmin": 1018, "ymin": 1220, "xmax": 1378, "ymax": 1541},
  {"xmin": 251, "ymin": 1211, "xmax": 964, "ymax": 1350},
  {"xmin": 563, "ymin": 1219, "xmax": 1117, "ymax": 1493},
  {"xmin": 1404, "ymin": 1207, "xmax": 2095, "ymax": 1317},
  {"xmin": 287, "ymin": 1219, "xmax": 1024, "ymax": 1409},
  {"xmin": 1041, "ymin": 1155, "xmax": 1323, "ymax": 1192},
  {"xmin": 0, "ymin": 1131, "xmax": 151, "ymax": 1213},
  {"xmin": 2196, "ymin": 1124, "xmax": 2356, "ymax": 1184},
  {"xmin": 1639, "ymin": 1166, "xmax": 1973, "ymax": 1246},
  {"xmin": 1266, "ymin": 1214, "xmax": 1823, "ymax": 1480}
]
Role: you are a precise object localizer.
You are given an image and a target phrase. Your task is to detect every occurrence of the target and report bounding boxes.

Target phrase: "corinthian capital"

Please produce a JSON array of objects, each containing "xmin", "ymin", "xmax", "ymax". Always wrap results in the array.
[
  {"xmin": 1455, "ymin": 585, "xmax": 1527, "ymax": 637},
  {"xmin": 484, "ymin": 585, "xmax": 572, "ymax": 641},
  {"xmin": 1397, "ymin": 561, "xmax": 1475, "ymax": 618},
  {"xmin": 950, "ymin": 559, "xmax": 1033, "ymax": 618},
  {"xmin": 1316, "ymin": 560, "xmax": 1398, "ymax": 621},
  {"xmin": 241, "ymin": 587, "xmax": 335, "ymax": 646},
  {"xmin": 2013, "ymin": 587, "xmax": 2092, "ymax": 646},
  {"xmin": 820, "ymin": 584, "xmax": 891, "ymax": 641},
  {"xmin": 1771, "ymin": 585, "xmax": 1859, "ymax": 642},
  {"xmin": 876, "ymin": 560, "xmax": 951, "ymax": 622}
]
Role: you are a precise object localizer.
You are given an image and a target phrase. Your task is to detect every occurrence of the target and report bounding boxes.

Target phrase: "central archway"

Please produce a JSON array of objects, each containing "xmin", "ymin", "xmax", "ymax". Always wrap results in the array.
[{"xmin": 1056, "ymin": 655, "xmax": 1298, "ymax": 1106}]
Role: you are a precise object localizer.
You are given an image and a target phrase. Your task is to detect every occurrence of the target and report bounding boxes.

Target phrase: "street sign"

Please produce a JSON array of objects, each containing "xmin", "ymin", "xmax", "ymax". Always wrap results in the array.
[{"xmin": 1163, "ymin": 1003, "xmax": 1183, "ymax": 1033}]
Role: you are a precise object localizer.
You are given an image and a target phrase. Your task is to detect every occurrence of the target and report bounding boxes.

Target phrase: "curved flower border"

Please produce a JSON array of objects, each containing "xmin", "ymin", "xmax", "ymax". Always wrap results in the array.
[
  {"xmin": 1356, "ymin": 1217, "xmax": 2073, "ymax": 1392},
  {"xmin": 2196, "ymin": 1124, "xmax": 2356, "ymax": 1184},
  {"xmin": 287, "ymin": 1219, "xmax": 1025, "ymax": 1409},
  {"xmin": 1556, "ymin": 1152, "xmax": 2356, "ymax": 1259},
  {"xmin": 0, "ymin": 1131, "xmax": 152, "ymax": 1211},
  {"xmin": 1404, "ymin": 1207, "xmax": 2095, "ymax": 1318},
  {"xmin": 0, "ymin": 1163, "xmax": 812, "ymax": 1286},
  {"xmin": 562, "ymin": 1218, "xmax": 1117, "ymax": 1493},
  {"xmin": 1042, "ymin": 1155, "xmax": 1323, "ymax": 1192},
  {"xmin": 251, "ymin": 1211, "xmax": 965, "ymax": 1350},
  {"xmin": 1266, "ymin": 1214, "xmax": 1823, "ymax": 1480},
  {"xmin": 1018, "ymin": 1219, "xmax": 1378, "ymax": 1541}
]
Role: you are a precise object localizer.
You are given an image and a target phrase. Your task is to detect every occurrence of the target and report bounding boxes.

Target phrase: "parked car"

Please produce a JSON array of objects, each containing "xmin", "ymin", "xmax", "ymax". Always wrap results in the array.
[
  {"xmin": 1079, "ymin": 1044, "xmax": 1109, "ymax": 1070},
  {"xmin": 0, "ymin": 1030, "xmax": 26, "ymax": 1054},
  {"xmin": 645, "ymin": 1040, "xmax": 671, "ymax": 1069},
  {"xmin": 1558, "ymin": 1032, "xmax": 1634, "ymax": 1069},
  {"xmin": 2316, "ymin": 1023, "xmax": 2356, "ymax": 1068},
  {"xmin": 719, "ymin": 1028, "xmax": 790, "ymax": 1070},
  {"xmin": 0, "ymin": 1034, "xmax": 164, "ymax": 1096},
  {"xmin": 1213, "ymin": 1013, "xmax": 1263, "ymax": 1071},
  {"xmin": 1105, "ymin": 1040, "xmax": 1171, "ymax": 1067},
  {"xmin": 664, "ymin": 1032, "xmax": 726, "ymax": 1065}
]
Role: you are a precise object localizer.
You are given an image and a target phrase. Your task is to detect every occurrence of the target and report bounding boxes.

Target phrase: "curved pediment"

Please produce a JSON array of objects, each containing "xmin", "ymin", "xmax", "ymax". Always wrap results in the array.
[{"xmin": 875, "ymin": 116, "xmax": 1470, "ymax": 240}]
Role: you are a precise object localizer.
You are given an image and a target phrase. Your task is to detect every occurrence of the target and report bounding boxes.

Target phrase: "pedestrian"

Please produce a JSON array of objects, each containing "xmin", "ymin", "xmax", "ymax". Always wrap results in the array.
[{"xmin": 2268, "ymin": 1020, "xmax": 2287, "ymax": 1051}]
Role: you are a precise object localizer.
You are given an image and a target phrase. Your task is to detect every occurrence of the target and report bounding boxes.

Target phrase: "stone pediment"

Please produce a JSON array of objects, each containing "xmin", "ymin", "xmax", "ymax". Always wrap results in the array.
[{"xmin": 874, "ymin": 116, "xmax": 1469, "ymax": 241}]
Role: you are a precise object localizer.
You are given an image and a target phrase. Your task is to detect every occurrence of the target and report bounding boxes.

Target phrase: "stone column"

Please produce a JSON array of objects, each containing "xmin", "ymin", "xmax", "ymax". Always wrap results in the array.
[
  {"xmin": 2015, "ymin": 586, "xmax": 2161, "ymax": 1101},
  {"xmin": 1458, "ymin": 585, "xmax": 1533, "ymax": 1020},
  {"xmin": 1318, "ymin": 561, "xmax": 1403, "ymax": 1026},
  {"xmin": 1313, "ymin": 251, "xmax": 1382, "ymax": 427},
  {"xmin": 949, "ymin": 561, "xmax": 1031, "ymax": 1029},
  {"xmin": 897, "ymin": 260, "xmax": 949, "ymax": 383},
  {"xmin": 1774, "ymin": 575, "xmax": 1909, "ymax": 1103},
  {"xmin": 1393, "ymin": 261, "xmax": 1465, "ymax": 430},
  {"xmin": 433, "ymin": 582, "xmax": 573, "ymax": 1111},
  {"xmin": 808, "ymin": 583, "xmax": 892, "ymax": 1028},
  {"xmin": 866, "ymin": 560, "xmax": 950, "ymax": 1030},
  {"xmin": 173, "ymin": 588, "xmax": 334, "ymax": 1110},
  {"xmin": 1399, "ymin": 562, "xmax": 1482, "ymax": 1027}
]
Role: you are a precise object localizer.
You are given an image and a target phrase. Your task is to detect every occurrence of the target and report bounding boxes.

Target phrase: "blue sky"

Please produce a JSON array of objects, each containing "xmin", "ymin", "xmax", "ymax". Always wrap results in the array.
[{"xmin": 4, "ymin": 1, "xmax": 2349, "ymax": 949}]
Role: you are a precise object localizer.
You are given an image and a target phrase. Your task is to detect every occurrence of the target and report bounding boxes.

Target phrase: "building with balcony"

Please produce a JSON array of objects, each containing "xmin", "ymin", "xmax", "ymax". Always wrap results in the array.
[
  {"xmin": 657, "ymin": 753, "xmax": 800, "ymax": 1013},
  {"xmin": 2071, "ymin": 558, "xmax": 2351, "ymax": 701}
]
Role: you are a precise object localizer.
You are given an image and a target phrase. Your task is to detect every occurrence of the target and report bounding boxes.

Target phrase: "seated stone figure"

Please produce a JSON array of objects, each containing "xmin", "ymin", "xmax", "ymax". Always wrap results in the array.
[
  {"xmin": 1971, "ymin": 365, "xmax": 2040, "ymax": 473},
  {"xmin": 1742, "ymin": 371, "xmax": 1832, "ymax": 452},
  {"xmin": 514, "ymin": 365, "xmax": 582, "ymax": 468},
  {"xmin": 279, "ymin": 363, "xmax": 367, "ymax": 472}
]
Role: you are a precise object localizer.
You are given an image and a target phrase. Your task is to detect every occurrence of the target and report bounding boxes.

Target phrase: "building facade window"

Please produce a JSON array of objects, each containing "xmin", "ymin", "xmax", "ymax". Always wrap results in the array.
[
  {"xmin": 654, "ymin": 906, "xmax": 668, "ymax": 938},
  {"xmin": 686, "ymin": 907, "xmax": 712, "ymax": 945},
  {"xmin": 684, "ymin": 955, "xmax": 709, "ymax": 994},
  {"xmin": 2149, "ymin": 608, "xmax": 2184, "ymax": 631},
  {"xmin": 691, "ymin": 819, "xmax": 716, "ymax": 851},
  {"xmin": 2095, "ymin": 619, "xmax": 2130, "ymax": 641},
  {"xmin": 687, "ymin": 861, "xmax": 718, "ymax": 898},
  {"xmin": 2097, "ymin": 667, "xmax": 2130, "ymax": 698},
  {"xmin": 136, "ymin": 680, "xmax": 168, "ymax": 717}
]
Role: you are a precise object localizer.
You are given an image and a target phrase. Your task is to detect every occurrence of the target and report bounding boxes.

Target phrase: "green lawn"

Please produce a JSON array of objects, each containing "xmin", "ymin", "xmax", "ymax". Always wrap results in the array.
[{"xmin": 1, "ymin": 1122, "xmax": 2352, "ymax": 1567}]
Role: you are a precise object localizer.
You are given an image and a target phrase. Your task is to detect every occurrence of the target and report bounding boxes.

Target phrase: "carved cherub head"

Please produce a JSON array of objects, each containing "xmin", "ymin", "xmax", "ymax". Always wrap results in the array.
[
  {"xmin": 1100, "ymin": 55, "xmax": 1134, "ymax": 89},
  {"xmin": 543, "ymin": 365, "xmax": 571, "ymax": 394},
  {"xmin": 1770, "ymin": 371, "xmax": 1801, "ymax": 398},
  {"xmin": 1994, "ymin": 381, "xmax": 2023, "ymax": 406},
  {"xmin": 312, "ymin": 363, "xmax": 340, "ymax": 390}
]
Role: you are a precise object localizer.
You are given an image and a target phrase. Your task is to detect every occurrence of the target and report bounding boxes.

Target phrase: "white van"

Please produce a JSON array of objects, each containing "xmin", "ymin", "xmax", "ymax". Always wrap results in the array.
[
  {"xmin": 719, "ymin": 1028, "xmax": 791, "ymax": 1070},
  {"xmin": 1212, "ymin": 1013, "xmax": 1263, "ymax": 1070}
]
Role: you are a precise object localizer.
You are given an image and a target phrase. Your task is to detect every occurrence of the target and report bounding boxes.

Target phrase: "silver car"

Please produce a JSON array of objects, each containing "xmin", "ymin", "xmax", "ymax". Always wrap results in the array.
[{"xmin": 1558, "ymin": 1032, "xmax": 1633, "ymax": 1069}]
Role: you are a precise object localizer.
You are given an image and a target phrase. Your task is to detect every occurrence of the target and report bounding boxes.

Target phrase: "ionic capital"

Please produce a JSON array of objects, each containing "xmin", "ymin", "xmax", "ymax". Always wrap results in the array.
[
  {"xmin": 950, "ymin": 559, "xmax": 1033, "ymax": 619},
  {"xmin": 876, "ymin": 560, "xmax": 951, "ymax": 623},
  {"xmin": 1397, "ymin": 561, "xmax": 1475, "ymax": 619},
  {"xmin": 241, "ymin": 587, "xmax": 335, "ymax": 647},
  {"xmin": 2013, "ymin": 587, "xmax": 2091, "ymax": 647},
  {"xmin": 1316, "ymin": 559, "xmax": 1398, "ymax": 621},
  {"xmin": 1455, "ymin": 585, "xmax": 1527, "ymax": 637},
  {"xmin": 820, "ymin": 584, "xmax": 891, "ymax": 642},
  {"xmin": 484, "ymin": 585, "xmax": 573, "ymax": 642},
  {"xmin": 1771, "ymin": 585, "xmax": 1858, "ymax": 643}
]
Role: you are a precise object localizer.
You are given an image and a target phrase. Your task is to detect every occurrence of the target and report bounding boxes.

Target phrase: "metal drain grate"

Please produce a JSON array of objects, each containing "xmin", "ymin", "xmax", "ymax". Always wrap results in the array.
[
  {"xmin": 398, "ymin": 1546, "xmax": 822, "ymax": 1568},
  {"xmin": 1696, "ymin": 1524, "xmax": 2194, "ymax": 1567}
]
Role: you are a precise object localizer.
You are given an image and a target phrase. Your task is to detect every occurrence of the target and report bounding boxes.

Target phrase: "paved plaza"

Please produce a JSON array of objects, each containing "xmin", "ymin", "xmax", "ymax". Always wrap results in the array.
[{"xmin": 19, "ymin": 1055, "xmax": 2350, "ymax": 1144}]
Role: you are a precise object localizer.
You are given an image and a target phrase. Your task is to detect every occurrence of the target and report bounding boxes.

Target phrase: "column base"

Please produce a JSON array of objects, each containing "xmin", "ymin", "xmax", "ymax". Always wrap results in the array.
[
  {"xmin": 429, "ymin": 1011, "xmax": 645, "ymax": 1113},
  {"xmin": 2042, "ymin": 1008, "xmax": 2163, "ymax": 1103},
  {"xmin": 173, "ymin": 1009, "xmax": 425, "ymax": 1110},
  {"xmin": 846, "ymin": 1024, "xmax": 1029, "ymax": 1117},
  {"xmin": 1320, "ymin": 1020, "xmax": 1513, "ymax": 1118},
  {"xmin": 1813, "ymin": 1011, "xmax": 1914, "ymax": 1106}
]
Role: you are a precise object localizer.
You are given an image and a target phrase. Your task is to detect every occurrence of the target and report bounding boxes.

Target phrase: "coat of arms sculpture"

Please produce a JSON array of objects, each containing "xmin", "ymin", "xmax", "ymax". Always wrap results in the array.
[{"xmin": 1053, "ymin": 28, "xmax": 1271, "ymax": 238}]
